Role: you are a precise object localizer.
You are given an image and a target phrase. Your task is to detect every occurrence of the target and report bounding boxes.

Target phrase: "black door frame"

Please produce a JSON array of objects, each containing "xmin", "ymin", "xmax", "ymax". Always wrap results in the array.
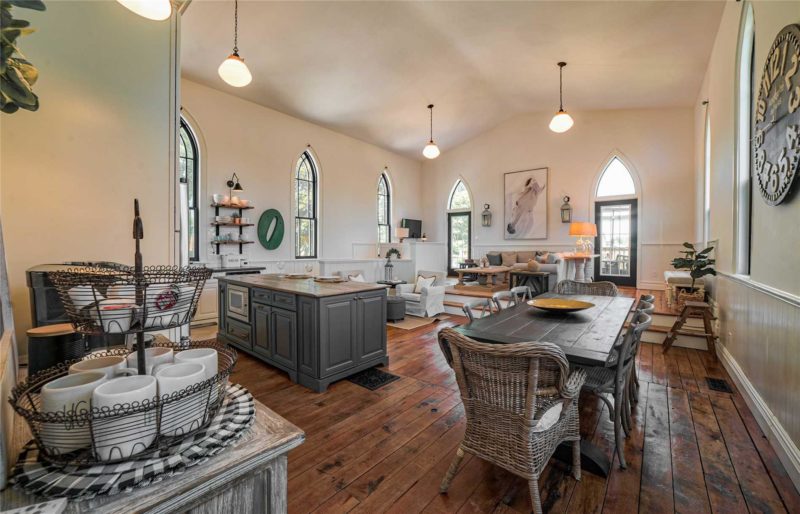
[
  {"xmin": 447, "ymin": 211, "xmax": 471, "ymax": 276},
  {"xmin": 594, "ymin": 199, "xmax": 638, "ymax": 287}
]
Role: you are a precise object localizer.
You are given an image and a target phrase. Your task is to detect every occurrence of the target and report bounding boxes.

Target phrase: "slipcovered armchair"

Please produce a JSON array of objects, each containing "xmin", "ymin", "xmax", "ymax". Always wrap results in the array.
[{"xmin": 397, "ymin": 270, "xmax": 446, "ymax": 317}]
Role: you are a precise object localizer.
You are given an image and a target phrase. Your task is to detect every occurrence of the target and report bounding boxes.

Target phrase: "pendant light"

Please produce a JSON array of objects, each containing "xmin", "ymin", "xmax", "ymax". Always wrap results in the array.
[
  {"xmin": 549, "ymin": 62, "xmax": 574, "ymax": 133},
  {"xmin": 422, "ymin": 104, "xmax": 441, "ymax": 159},
  {"xmin": 117, "ymin": 0, "xmax": 171, "ymax": 21},
  {"xmin": 218, "ymin": 0, "xmax": 252, "ymax": 88}
]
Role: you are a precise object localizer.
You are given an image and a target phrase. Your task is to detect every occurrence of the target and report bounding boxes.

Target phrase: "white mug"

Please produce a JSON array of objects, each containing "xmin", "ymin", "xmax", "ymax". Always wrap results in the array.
[
  {"xmin": 92, "ymin": 375, "xmax": 158, "ymax": 461},
  {"xmin": 40, "ymin": 371, "xmax": 106, "ymax": 455},
  {"xmin": 69, "ymin": 355, "xmax": 136, "ymax": 379},
  {"xmin": 156, "ymin": 363, "xmax": 207, "ymax": 437},
  {"xmin": 126, "ymin": 347, "xmax": 174, "ymax": 375},
  {"xmin": 174, "ymin": 349, "xmax": 218, "ymax": 380}
]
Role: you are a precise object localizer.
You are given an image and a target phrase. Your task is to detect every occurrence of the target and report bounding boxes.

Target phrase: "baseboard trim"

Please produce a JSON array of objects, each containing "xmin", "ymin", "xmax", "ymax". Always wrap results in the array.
[{"xmin": 717, "ymin": 343, "xmax": 800, "ymax": 492}]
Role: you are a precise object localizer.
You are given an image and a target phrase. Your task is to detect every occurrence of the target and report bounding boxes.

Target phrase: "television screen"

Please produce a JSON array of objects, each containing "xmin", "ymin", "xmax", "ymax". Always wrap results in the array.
[{"xmin": 401, "ymin": 219, "xmax": 422, "ymax": 238}]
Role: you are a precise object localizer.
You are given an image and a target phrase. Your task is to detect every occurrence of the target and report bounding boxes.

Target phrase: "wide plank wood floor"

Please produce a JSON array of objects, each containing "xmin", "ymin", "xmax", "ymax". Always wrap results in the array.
[{"xmin": 205, "ymin": 289, "xmax": 800, "ymax": 513}]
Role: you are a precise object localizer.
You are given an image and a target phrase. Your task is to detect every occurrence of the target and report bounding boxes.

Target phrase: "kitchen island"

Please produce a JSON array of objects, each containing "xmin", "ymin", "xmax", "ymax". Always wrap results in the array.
[{"xmin": 217, "ymin": 275, "xmax": 388, "ymax": 392}]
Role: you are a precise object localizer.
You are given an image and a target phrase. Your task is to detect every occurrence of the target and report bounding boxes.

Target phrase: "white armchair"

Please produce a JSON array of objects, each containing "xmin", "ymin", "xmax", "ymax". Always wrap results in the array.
[{"xmin": 397, "ymin": 270, "xmax": 446, "ymax": 317}]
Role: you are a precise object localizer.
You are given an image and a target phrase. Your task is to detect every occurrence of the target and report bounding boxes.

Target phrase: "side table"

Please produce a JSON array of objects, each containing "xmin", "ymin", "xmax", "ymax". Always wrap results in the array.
[{"xmin": 510, "ymin": 271, "xmax": 550, "ymax": 296}]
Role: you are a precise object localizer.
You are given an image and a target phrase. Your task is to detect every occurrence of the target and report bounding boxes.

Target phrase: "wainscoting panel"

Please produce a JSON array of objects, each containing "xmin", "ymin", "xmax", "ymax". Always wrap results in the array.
[{"xmin": 716, "ymin": 273, "xmax": 800, "ymax": 487}]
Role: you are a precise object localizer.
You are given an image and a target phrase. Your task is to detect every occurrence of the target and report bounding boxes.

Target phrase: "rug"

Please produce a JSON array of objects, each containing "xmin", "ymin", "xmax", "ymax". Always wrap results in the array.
[
  {"xmin": 347, "ymin": 368, "xmax": 401, "ymax": 391},
  {"xmin": 387, "ymin": 314, "xmax": 448, "ymax": 331}
]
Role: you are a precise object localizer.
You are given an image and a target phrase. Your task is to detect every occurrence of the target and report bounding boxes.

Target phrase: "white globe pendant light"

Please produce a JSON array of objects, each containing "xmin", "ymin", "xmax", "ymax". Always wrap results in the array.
[
  {"xmin": 116, "ymin": 0, "xmax": 171, "ymax": 21},
  {"xmin": 549, "ymin": 62, "xmax": 574, "ymax": 133},
  {"xmin": 218, "ymin": 0, "xmax": 252, "ymax": 88},
  {"xmin": 422, "ymin": 104, "xmax": 440, "ymax": 159}
]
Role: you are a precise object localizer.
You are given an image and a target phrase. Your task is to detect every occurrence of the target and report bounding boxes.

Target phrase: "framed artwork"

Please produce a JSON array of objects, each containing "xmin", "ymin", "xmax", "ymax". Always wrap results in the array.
[{"xmin": 504, "ymin": 167, "xmax": 548, "ymax": 239}]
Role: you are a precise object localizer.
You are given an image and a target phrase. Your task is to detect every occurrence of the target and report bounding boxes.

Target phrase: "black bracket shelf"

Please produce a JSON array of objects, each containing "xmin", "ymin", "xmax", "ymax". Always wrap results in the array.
[{"xmin": 213, "ymin": 203, "xmax": 254, "ymax": 255}]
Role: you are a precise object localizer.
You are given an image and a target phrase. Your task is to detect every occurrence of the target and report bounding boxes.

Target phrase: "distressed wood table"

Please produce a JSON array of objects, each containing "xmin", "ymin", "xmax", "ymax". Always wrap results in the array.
[
  {"xmin": 0, "ymin": 399, "xmax": 305, "ymax": 514},
  {"xmin": 455, "ymin": 292, "xmax": 634, "ymax": 476},
  {"xmin": 454, "ymin": 265, "xmax": 511, "ymax": 286}
]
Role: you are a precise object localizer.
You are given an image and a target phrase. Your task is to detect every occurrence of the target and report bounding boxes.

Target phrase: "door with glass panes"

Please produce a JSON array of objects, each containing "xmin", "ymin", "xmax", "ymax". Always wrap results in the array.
[{"xmin": 594, "ymin": 199, "xmax": 637, "ymax": 287}]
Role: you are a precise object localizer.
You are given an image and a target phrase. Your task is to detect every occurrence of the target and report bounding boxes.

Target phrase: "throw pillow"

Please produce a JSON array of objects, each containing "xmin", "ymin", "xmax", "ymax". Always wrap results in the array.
[
  {"xmin": 547, "ymin": 253, "xmax": 559, "ymax": 264},
  {"xmin": 348, "ymin": 273, "xmax": 365, "ymax": 282},
  {"xmin": 501, "ymin": 252, "xmax": 516, "ymax": 267},
  {"xmin": 414, "ymin": 274, "xmax": 436, "ymax": 293},
  {"xmin": 486, "ymin": 253, "xmax": 502, "ymax": 266},
  {"xmin": 527, "ymin": 259, "xmax": 540, "ymax": 271},
  {"xmin": 535, "ymin": 252, "xmax": 549, "ymax": 264}
]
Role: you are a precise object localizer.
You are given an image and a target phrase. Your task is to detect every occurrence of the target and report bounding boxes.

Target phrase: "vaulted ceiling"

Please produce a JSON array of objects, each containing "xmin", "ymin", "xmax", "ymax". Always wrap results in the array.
[{"xmin": 181, "ymin": 1, "xmax": 725, "ymax": 159}]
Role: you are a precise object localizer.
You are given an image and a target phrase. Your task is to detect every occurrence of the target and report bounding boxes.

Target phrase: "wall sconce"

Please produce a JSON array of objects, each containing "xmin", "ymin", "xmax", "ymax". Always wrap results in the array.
[
  {"xmin": 481, "ymin": 204, "xmax": 492, "ymax": 227},
  {"xmin": 226, "ymin": 172, "xmax": 244, "ymax": 195},
  {"xmin": 560, "ymin": 196, "xmax": 572, "ymax": 223}
]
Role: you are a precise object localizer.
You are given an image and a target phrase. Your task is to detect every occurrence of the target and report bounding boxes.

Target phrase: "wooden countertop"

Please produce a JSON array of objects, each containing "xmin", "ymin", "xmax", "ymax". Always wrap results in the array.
[{"xmin": 218, "ymin": 274, "xmax": 388, "ymax": 298}]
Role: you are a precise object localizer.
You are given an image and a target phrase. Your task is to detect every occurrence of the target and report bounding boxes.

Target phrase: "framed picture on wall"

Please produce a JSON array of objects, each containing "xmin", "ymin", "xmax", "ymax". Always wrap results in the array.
[{"xmin": 504, "ymin": 167, "xmax": 548, "ymax": 240}]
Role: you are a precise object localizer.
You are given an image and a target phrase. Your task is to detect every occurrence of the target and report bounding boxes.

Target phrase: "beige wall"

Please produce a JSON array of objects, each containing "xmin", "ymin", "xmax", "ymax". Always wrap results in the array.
[
  {"xmin": 0, "ymin": 2, "xmax": 178, "ymax": 352},
  {"xmin": 697, "ymin": 0, "xmax": 800, "ymax": 485},
  {"xmin": 420, "ymin": 107, "xmax": 696, "ymax": 288},
  {"xmin": 180, "ymin": 79, "xmax": 423, "ymax": 265}
]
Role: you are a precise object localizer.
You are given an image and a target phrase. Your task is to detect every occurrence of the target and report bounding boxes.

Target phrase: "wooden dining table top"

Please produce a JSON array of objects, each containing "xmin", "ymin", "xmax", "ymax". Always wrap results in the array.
[{"xmin": 454, "ymin": 292, "xmax": 634, "ymax": 366}]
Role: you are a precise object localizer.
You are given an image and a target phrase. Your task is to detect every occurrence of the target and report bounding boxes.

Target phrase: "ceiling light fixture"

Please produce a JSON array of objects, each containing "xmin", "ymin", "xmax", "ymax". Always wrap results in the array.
[
  {"xmin": 116, "ymin": 0, "xmax": 172, "ymax": 21},
  {"xmin": 218, "ymin": 0, "xmax": 252, "ymax": 88},
  {"xmin": 422, "ymin": 104, "xmax": 440, "ymax": 159},
  {"xmin": 549, "ymin": 62, "xmax": 574, "ymax": 133}
]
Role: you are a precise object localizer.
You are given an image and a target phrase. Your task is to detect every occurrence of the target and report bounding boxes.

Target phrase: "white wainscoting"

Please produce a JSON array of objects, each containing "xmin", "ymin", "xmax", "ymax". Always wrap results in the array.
[{"xmin": 714, "ymin": 273, "xmax": 800, "ymax": 489}]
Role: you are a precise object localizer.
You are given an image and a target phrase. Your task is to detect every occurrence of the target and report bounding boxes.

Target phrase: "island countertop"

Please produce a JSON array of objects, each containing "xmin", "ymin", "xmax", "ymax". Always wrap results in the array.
[{"xmin": 218, "ymin": 274, "xmax": 388, "ymax": 298}]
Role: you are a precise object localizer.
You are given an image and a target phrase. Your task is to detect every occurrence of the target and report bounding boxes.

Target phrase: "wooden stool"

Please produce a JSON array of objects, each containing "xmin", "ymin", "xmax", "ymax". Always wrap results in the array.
[
  {"xmin": 662, "ymin": 301, "xmax": 717, "ymax": 358},
  {"xmin": 26, "ymin": 323, "xmax": 84, "ymax": 375}
]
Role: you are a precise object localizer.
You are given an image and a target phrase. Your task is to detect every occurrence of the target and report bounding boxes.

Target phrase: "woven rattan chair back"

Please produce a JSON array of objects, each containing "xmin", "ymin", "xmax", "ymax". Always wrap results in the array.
[
  {"xmin": 554, "ymin": 280, "xmax": 619, "ymax": 297},
  {"xmin": 491, "ymin": 290, "xmax": 514, "ymax": 312},
  {"xmin": 462, "ymin": 298, "xmax": 492, "ymax": 322}
]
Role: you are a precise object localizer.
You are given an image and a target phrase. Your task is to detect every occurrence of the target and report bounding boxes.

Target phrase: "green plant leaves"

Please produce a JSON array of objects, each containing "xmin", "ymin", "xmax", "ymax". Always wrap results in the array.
[
  {"xmin": 6, "ymin": 1, "xmax": 46, "ymax": 11},
  {"xmin": 0, "ymin": 0, "xmax": 44, "ymax": 114}
]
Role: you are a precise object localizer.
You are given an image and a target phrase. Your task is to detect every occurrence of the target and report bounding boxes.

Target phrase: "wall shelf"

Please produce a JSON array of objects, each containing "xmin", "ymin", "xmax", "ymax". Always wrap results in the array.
[
  {"xmin": 211, "ymin": 204, "xmax": 255, "ymax": 210},
  {"xmin": 212, "ymin": 199, "xmax": 254, "ymax": 255},
  {"xmin": 211, "ymin": 222, "xmax": 255, "ymax": 227},
  {"xmin": 212, "ymin": 241, "xmax": 254, "ymax": 245}
]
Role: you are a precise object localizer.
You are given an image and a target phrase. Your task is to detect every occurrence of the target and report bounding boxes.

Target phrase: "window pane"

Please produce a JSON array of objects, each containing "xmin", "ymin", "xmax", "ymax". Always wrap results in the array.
[
  {"xmin": 295, "ymin": 218, "xmax": 315, "ymax": 257},
  {"xmin": 179, "ymin": 120, "xmax": 199, "ymax": 262},
  {"xmin": 378, "ymin": 195, "xmax": 386, "ymax": 224},
  {"xmin": 378, "ymin": 225, "xmax": 389, "ymax": 244},
  {"xmin": 188, "ymin": 208, "xmax": 197, "ymax": 261},
  {"xmin": 596, "ymin": 158, "xmax": 636, "ymax": 197},
  {"xmin": 599, "ymin": 205, "xmax": 632, "ymax": 277},
  {"xmin": 449, "ymin": 214, "xmax": 470, "ymax": 269},
  {"xmin": 449, "ymin": 181, "xmax": 471, "ymax": 210}
]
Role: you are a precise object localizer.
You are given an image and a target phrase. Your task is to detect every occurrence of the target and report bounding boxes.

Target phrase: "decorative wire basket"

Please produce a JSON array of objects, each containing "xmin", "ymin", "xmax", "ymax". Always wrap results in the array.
[
  {"xmin": 9, "ymin": 339, "xmax": 237, "ymax": 465},
  {"xmin": 49, "ymin": 265, "xmax": 212, "ymax": 336}
]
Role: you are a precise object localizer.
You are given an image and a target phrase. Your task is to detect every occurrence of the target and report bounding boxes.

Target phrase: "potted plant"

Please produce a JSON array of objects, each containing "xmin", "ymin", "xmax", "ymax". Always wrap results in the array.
[
  {"xmin": 1, "ymin": 0, "xmax": 46, "ymax": 114},
  {"xmin": 384, "ymin": 248, "xmax": 401, "ymax": 281},
  {"xmin": 670, "ymin": 242, "xmax": 716, "ymax": 307}
]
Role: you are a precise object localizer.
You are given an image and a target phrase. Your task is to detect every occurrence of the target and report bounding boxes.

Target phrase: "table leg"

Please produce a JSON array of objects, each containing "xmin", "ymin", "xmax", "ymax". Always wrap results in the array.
[
  {"xmin": 554, "ymin": 440, "xmax": 611, "ymax": 477},
  {"xmin": 574, "ymin": 259, "xmax": 587, "ymax": 282},
  {"xmin": 457, "ymin": 272, "xmax": 465, "ymax": 285}
]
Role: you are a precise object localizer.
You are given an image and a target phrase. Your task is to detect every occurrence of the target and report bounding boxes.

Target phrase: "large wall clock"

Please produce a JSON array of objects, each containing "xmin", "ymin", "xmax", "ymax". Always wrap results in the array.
[{"xmin": 754, "ymin": 24, "xmax": 800, "ymax": 206}]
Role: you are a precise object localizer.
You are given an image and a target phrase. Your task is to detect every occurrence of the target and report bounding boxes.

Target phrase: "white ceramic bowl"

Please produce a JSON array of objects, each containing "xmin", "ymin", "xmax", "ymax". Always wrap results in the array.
[
  {"xmin": 40, "ymin": 371, "xmax": 107, "ymax": 455},
  {"xmin": 126, "ymin": 346, "xmax": 174, "ymax": 375},
  {"xmin": 69, "ymin": 355, "xmax": 135, "ymax": 379},
  {"xmin": 174, "ymin": 348, "xmax": 218, "ymax": 380},
  {"xmin": 212, "ymin": 194, "xmax": 225, "ymax": 204},
  {"xmin": 92, "ymin": 375, "xmax": 158, "ymax": 461}
]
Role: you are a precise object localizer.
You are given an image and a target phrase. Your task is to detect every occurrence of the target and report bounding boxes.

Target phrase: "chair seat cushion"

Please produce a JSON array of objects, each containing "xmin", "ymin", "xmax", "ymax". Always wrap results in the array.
[
  {"xmin": 533, "ymin": 402, "xmax": 563, "ymax": 432},
  {"xmin": 400, "ymin": 292, "xmax": 421, "ymax": 303},
  {"xmin": 664, "ymin": 270, "xmax": 705, "ymax": 286}
]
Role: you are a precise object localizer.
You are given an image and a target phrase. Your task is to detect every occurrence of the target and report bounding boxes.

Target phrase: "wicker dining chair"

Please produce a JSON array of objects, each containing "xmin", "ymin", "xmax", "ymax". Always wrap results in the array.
[
  {"xmin": 437, "ymin": 328, "xmax": 586, "ymax": 514},
  {"xmin": 462, "ymin": 298, "xmax": 493, "ymax": 322},
  {"xmin": 627, "ymin": 299, "xmax": 655, "ymax": 411},
  {"xmin": 577, "ymin": 312, "xmax": 651, "ymax": 469},
  {"xmin": 554, "ymin": 280, "xmax": 619, "ymax": 297}
]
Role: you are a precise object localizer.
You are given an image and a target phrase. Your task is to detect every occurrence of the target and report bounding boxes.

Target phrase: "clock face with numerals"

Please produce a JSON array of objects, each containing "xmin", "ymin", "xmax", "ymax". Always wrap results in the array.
[{"xmin": 754, "ymin": 24, "xmax": 800, "ymax": 206}]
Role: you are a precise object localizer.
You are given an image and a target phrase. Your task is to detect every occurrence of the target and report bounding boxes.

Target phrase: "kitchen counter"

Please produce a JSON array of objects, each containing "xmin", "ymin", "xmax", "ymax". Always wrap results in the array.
[
  {"xmin": 205, "ymin": 266, "xmax": 266, "ymax": 274},
  {"xmin": 219, "ymin": 274, "xmax": 389, "ymax": 298}
]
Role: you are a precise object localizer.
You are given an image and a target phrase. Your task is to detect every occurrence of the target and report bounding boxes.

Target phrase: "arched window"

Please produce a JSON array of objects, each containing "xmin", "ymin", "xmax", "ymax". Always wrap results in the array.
[
  {"xmin": 179, "ymin": 118, "xmax": 199, "ymax": 261},
  {"xmin": 294, "ymin": 151, "xmax": 318, "ymax": 258},
  {"xmin": 377, "ymin": 173, "xmax": 391, "ymax": 243},
  {"xmin": 449, "ymin": 179, "xmax": 472, "ymax": 210},
  {"xmin": 735, "ymin": 2, "xmax": 754, "ymax": 274},
  {"xmin": 596, "ymin": 157, "xmax": 636, "ymax": 197}
]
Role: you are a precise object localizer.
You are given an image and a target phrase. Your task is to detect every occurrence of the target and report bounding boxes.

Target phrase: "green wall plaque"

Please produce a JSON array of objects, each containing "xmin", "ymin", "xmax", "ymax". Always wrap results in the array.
[{"xmin": 257, "ymin": 209, "xmax": 284, "ymax": 250}]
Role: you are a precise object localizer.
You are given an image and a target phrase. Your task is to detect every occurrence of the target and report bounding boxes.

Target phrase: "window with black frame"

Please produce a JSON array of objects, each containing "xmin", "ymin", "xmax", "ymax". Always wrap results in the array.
[
  {"xmin": 179, "ymin": 119, "xmax": 199, "ymax": 261},
  {"xmin": 295, "ymin": 152, "xmax": 317, "ymax": 258},
  {"xmin": 378, "ymin": 172, "xmax": 391, "ymax": 244}
]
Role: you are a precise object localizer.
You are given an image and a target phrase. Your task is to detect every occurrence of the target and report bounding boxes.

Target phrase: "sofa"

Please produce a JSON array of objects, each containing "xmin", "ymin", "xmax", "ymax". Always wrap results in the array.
[
  {"xmin": 396, "ymin": 270, "xmax": 446, "ymax": 317},
  {"xmin": 484, "ymin": 251, "xmax": 566, "ymax": 291}
]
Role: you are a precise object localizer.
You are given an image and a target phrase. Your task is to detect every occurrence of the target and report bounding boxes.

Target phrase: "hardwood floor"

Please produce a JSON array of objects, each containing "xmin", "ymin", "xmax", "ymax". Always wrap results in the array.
[{"xmin": 206, "ymin": 290, "xmax": 800, "ymax": 513}]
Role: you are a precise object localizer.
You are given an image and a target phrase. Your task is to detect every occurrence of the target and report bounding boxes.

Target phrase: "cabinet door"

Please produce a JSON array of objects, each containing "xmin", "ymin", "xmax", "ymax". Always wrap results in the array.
[
  {"xmin": 218, "ymin": 281, "xmax": 227, "ymax": 333},
  {"xmin": 319, "ymin": 296, "xmax": 357, "ymax": 377},
  {"xmin": 252, "ymin": 303, "xmax": 272, "ymax": 359},
  {"xmin": 224, "ymin": 317, "xmax": 252, "ymax": 350},
  {"xmin": 297, "ymin": 296, "xmax": 318, "ymax": 376},
  {"xmin": 358, "ymin": 293, "xmax": 387, "ymax": 362},
  {"xmin": 270, "ymin": 308, "xmax": 296, "ymax": 370}
]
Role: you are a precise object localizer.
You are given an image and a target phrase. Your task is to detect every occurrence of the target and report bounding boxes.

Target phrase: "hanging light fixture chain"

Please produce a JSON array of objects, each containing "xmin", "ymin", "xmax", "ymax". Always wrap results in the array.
[
  {"xmin": 233, "ymin": 0, "xmax": 239, "ymax": 54},
  {"xmin": 558, "ymin": 62, "xmax": 565, "ymax": 111},
  {"xmin": 428, "ymin": 104, "xmax": 434, "ymax": 142}
]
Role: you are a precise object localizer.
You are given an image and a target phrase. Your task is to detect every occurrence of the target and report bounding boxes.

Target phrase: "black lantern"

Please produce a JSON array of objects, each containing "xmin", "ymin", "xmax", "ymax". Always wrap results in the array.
[
  {"xmin": 560, "ymin": 196, "xmax": 572, "ymax": 223},
  {"xmin": 481, "ymin": 204, "xmax": 492, "ymax": 227}
]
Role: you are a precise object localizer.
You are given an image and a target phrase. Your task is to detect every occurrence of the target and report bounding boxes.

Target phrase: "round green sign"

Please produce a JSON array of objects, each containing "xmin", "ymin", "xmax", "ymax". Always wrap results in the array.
[{"xmin": 257, "ymin": 209, "xmax": 284, "ymax": 250}]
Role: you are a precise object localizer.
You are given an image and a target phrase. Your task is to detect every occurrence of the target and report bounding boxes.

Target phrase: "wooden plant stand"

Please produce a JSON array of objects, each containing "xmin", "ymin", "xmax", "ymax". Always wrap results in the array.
[{"xmin": 662, "ymin": 301, "xmax": 717, "ymax": 358}]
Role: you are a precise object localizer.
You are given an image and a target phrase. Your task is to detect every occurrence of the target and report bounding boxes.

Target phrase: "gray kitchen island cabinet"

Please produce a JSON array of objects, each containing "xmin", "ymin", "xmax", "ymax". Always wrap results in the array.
[{"xmin": 218, "ymin": 275, "xmax": 388, "ymax": 392}]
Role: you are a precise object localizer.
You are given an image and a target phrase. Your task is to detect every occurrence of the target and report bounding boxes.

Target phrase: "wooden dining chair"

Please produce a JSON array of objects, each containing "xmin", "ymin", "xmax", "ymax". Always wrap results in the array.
[
  {"xmin": 462, "ymin": 298, "xmax": 493, "ymax": 322},
  {"xmin": 554, "ymin": 280, "xmax": 619, "ymax": 297},
  {"xmin": 577, "ymin": 312, "xmax": 651, "ymax": 469},
  {"xmin": 628, "ymin": 298, "xmax": 655, "ymax": 404},
  {"xmin": 437, "ymin": 328, "xmax": 586, "ymax": 514},
  {"xmin": 510, "ymin": 286, "xmax": 533, "ymax": 303},
  {"xmin": 491, "ymin": 290, "xmax": 513, "ymax": 312}
]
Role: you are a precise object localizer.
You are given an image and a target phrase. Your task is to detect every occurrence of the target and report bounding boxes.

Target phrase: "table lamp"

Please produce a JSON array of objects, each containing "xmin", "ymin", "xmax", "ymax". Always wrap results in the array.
[
  {"xmin": 569, "ymin": 222, "xmax": 597, "ymax": 255},
  {"xmin": 396, "ymin": 227, "xmax": 410, "ymax": 242}
]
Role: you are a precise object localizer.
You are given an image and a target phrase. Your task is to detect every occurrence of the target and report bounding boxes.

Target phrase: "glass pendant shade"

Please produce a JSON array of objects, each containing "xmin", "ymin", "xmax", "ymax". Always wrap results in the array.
[
  {"xmin": 549, "ymin": 110, "xmax": 574, "ymax": 133},
  {"xmin": 218, "ymin": 53, "xmax": 252, "ymax": 87},
  {"xmin": 117, "ymin": 0, "xmax": 171, "ymax": 21},
  {"xmin": 423, "ymin": 141, "xmax": 440, "ymax": 159}
]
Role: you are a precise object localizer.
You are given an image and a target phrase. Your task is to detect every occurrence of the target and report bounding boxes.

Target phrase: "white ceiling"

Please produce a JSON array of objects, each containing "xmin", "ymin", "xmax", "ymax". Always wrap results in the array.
[{"xmin": 181, "ymin": 1, "xmax": 725, "ymax": 160}]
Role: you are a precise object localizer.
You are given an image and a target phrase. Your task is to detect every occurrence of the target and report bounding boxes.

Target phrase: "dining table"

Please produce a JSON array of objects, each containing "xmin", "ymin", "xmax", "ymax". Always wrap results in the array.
[{"xmin": 454, "ymin": 292, "xmax": 635, "ymax": 476}]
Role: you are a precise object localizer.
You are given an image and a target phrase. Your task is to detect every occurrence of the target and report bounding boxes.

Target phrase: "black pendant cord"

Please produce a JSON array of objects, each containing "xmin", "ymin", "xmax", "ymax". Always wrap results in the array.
[
  {"xmin": 233, "ymin": 0, "xmax": 239, "ymax": 55},
  {"xmin": 132, "ymin": 199, "xmax": 146, "ymax": 375},
  {"xmin": 558, "ymin": 62, "xmax": 566, "ymax": 112},
  {"xmin": 428, "ymin": 104, "xmax": 434, "ymax": 143}
]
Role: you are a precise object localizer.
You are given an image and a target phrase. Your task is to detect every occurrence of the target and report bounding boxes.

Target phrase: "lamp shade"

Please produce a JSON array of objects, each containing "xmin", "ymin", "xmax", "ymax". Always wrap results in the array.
[
  {"xmin": 422, "ymin": 142, "xmax": 440, "ymax": 159},
  {"xmin": 396, "ymin": 227, "xmax": 410, "ymax": 239},
  {"xmin": 218, "ymin": 53, "xmax": 252, "ymax": 87},
  {"xmin": 549, "ymin": 110, "xmax": 574, "ymax": 133},
  {"xmin": 117, "ymin": 0, "xmax": 171, "ymax": 20},
  {"xmin": 569, "ymin": 222, "xmax": 597, "ymax": 237}
]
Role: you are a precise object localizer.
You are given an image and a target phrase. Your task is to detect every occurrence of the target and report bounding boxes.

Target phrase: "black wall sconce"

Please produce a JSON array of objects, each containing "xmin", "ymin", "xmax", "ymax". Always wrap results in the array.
[
  {"xmin": 481, "ymin": 204, "xmax": 492, "ymax": 227},
  {"xmin": 227, "ymin": 172, "xmax": 244, "ymax": 194},
  {"xmin": 560, "ymin": 196, "xmax": 572, "ymax": 223}
]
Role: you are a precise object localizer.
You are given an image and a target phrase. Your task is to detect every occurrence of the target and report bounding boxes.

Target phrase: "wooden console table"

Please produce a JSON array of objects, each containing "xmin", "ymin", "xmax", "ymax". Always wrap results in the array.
[
  {"xmin": 0, "ymin": 399, "xmax": 304, "ymax": 514},
  {"xmin": 562, "ymin": 254, "xmax": 599, "ymax": 283}
]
